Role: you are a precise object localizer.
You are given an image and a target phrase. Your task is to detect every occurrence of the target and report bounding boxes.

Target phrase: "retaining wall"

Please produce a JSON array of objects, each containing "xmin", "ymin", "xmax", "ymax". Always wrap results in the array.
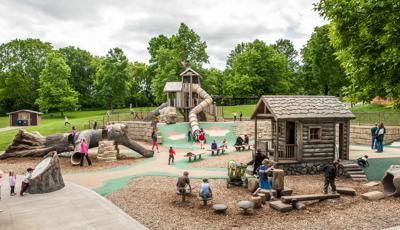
[
  {"xmin": 123, "ymin": 121, "xmax": 162, "ymax": 144},
  {"xmin": 350, "ymin": 125, "xmax": 400, "ymax": 145},
  {"xmin": 233, "ymin": 120, "xmax": 272, "ymax": 140}
]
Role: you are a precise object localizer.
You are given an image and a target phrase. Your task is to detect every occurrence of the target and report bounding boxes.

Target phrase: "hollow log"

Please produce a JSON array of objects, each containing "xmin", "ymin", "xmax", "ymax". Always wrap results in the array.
[
  {"xmin": 29, "ymin": 152, "xmax": 65, "ymax": 194},
  {"xmin": 0, "ymin": 124, "xmax": 153, "ymax": 160},
  {"xmin": 382, "ymin": 165, "xmax": 400, "ymax": 197}
]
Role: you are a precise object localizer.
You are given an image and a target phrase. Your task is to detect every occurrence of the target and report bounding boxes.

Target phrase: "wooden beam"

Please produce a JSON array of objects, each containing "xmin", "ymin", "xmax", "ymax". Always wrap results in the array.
[
  {"xmin": 256, "ymin": 114, "xmax": 275, "ymax": 119},
  {"xmin": 281, "ymin": 194, "xmax": 340, "ymax": 203},
  {"xmin": 254, "ymin": 117, "xmax": 258, "ymax": 151}
]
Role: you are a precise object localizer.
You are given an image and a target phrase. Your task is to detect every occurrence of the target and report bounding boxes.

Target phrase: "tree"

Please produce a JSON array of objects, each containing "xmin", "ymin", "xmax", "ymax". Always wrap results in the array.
[
  {"xmin": 315, "ymin": 0, "xmax": 400, "ymax": 106},
  {"xmin": 0, "ymin": 39, "xmax": 52, "ymax": 114},
  {"xmin": 36, "ymin": 53, "xmax": 79, "ymax": 116},
  {"xmin": 148, "ymin": 23, "xmax": 209, "ymax": 103},
  {"xmin": 202, "ymin": 68, "xmax": 225, "ymax": 96},
  {"xmin": 95, "ymin": 48, "xmax": 130, "ymax": 110},
  {"xmin": 225, "ymin": 39, "xmax": 289, "ymax": 97},
  {"xmin": 58, "ymin": 47, "xmax": 96, "ymax": 108},
  {"xmin": 272, "ymin": 39, "xmax": 301, "ymax": 94},
  {"xmin": 127, "ymin": 62, "xmax": 154, "ymax": 107},
  {"xmin": 300, "ymin": 25, "xmax": 347, "ymax": 96}
]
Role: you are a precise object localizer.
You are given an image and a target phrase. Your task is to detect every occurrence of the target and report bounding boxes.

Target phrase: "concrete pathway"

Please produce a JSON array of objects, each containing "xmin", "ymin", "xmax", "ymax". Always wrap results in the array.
[
  {"xmin": 0, "ymin": 178, "xmax": 146, "ymax": 230},
  {"xmin": 0, "ymin": 126, "xmax": 19, "ymax": 133}
]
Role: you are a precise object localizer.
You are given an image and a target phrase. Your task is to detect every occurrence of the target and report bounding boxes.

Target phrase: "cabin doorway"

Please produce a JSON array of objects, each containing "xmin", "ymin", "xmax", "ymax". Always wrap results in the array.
[{"xmin": 285, "ymin": 121, "xmax": 296, "ymax": 160}]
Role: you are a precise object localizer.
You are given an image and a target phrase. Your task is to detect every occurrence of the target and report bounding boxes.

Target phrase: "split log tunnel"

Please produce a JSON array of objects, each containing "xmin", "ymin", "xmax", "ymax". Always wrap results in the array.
[
  {"xmin": 382, "ymin": 165, "xmax": 400, "ymax": 197},
  {"xmin": 0, "ymin": 124, "xmax": 154, "ymax": 161}
]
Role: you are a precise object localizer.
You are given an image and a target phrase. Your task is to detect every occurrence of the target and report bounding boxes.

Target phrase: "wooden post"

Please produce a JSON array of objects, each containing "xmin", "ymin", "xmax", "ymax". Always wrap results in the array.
[
  {"xmin": 272, "ymin": 169, "xmax": 284, "ymax": 191},
  {"xmin": 345, "ymin": 120, "xmax": 350, "ymax": 160},
  {"xmin": 275, "ymin": 119, "xmax": 279, "ymax": 162},
  {"xmin": 296, "ymin": 121, "xmax": 303, "ymax": 161},
  {"xmin": 254, "ymin": 117, "xmax": 258, "ymax": 150}
]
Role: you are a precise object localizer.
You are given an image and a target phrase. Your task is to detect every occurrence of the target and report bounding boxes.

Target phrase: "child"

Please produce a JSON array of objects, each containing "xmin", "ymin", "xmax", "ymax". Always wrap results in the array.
[
  {"xmin": 20, "ymin": 168, "xmax": 33, "ymax": 196},
  {"xmin": 79, "ymin": 138, "xmax": 92, "ymax": 167},
  {"xmin": 221, "ymin": 138, "xmax": 228, "ymax": 149},
  {"xmin": 253, "ymin": 159, "xmax": 274, "ymax": 195},
  {"xmin": 357, "ymin": 155, "xmax": 369, "ymax": 168},
  {"xmin": 168, "ymin": 146, "xmax": 176, "ymax": 165},
  {"xmin": 198, "ymin": 132, "xmax": 205, "ymax": 149},
  {"xmin": 9, "ymin": 171, "xmax": 16, "ymax": 196},
  {"xmin": 199, "ymin": 177, "xmax": 212, "ymax": 199},
  {"xmin": 151, "ymin": 129, "xmax": 159, "ymax": 153},
  {"xmin": 187, "ymin": 129, "xmax": 192, "ymax": 142},
  {"xmin": 71, "ymin": 126, "xmax": 77, "ymax": 146}
]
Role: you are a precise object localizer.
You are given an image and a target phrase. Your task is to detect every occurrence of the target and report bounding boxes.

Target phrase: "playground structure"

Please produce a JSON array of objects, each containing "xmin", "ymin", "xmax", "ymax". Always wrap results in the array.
[
  {"xmin": 251, "ymin": 96, "xmax": 355, "ymax": 174},
  {"xmin": 147, "ymin": 62, "xmax": 216, "ymax": 138}
]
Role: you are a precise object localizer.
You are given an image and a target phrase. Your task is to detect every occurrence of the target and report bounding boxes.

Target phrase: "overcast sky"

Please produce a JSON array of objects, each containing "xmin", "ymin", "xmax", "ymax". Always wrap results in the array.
[{"xmin": 0, "ymin": 0, "xmax": 326, "ymax": 69}]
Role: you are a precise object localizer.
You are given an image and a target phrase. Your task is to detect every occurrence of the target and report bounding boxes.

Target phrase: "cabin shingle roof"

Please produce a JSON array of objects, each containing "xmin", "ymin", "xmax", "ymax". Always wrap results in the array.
[
  {"xmin": 163, "ymin": 82, "xmax": 182, "ymax": 92},
  {"xmin": 7, "ymin": 109, "xmax": 43, "ymax": 115},
  {"xmin": 251, "ymin": 96, "xmax": 355, "ymax": 119}
]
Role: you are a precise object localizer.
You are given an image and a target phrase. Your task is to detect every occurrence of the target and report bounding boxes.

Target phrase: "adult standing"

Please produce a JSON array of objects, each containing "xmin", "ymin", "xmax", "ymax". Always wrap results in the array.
[
  {"xmin": 239, "ymin": 111, "xmax": 243, "ymax": 121},
  {"xmin": 93, "ymin": 120, "xmax": 97, "ymax": 130},
  {"xmin": 233, "ymin": 112, "xmax": 237, "ymax": 122},
  {"xmin": 151, "ymin": 128, "xmax": 159, "ymax": 153},
  {"xmin": 371, "ymin": 123, "xmax": 378, "ymax": 149},
  {"xmin": 376, "ymin": 123, "xmax": 385, "ymax": 153},
  {"xmin": 322, "ymin": 161, "xmax": 338, "ymax": 194},
  {"xmin": 79, "ymin": 138, "xmax": 92, "ymax": 167},
  {"xmin": 247, "ymin": 149, "xmax": 267, "ymax": 175}
]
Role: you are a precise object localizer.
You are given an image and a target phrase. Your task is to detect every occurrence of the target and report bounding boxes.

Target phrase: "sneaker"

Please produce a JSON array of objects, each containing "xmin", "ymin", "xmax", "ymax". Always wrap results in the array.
[
  {"xmin": 332, "ymin": 191, "xmax": 337, "ymax": 194},
  {"xmin": 323, "ymin": 191, "xmax": 328, "ymax": 194}
]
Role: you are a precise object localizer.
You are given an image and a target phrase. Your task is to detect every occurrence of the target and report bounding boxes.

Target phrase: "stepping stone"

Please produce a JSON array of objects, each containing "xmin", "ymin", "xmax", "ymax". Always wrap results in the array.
[
  {"xmin": 237, "ymin": 200, "xmax": 253, "ymax": 214},
  {"xmin": 364, "ymin": 181, "xmax": 380, "ymax": 187},
  {"xmin": 212, "ymin": 204, "xmax": 227, "ymax": 214},
  {"xmin": 247, "ymin": 179, "xmax": 259, "ymax": 193},
  {"xmin": 269, "ymin": 200, "xmax": 293, "ymax": 212},
  {"xmin": 251, "ymin": 196, "xmax": 262, "ymax": 209},
  {"xmin": 361, "ymin": 191, "xmax": 385, "ymax": 201},
  {"xmin": 257, "ymin": 193, "xmax": 266, "ymax": 204},
  {"xmin": 258, "ymin": 189, "xmax": 271, "ymax": 201},
  {"xmin": 336, "ymin": 187, "xmax": 356, "ymax": 196}
]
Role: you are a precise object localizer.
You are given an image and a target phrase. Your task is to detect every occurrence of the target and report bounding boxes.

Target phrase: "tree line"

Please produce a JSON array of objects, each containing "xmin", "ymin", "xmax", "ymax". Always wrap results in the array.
[{"xmin": 0, "ymin": 0, "xmax": 398, "ymax": 115}]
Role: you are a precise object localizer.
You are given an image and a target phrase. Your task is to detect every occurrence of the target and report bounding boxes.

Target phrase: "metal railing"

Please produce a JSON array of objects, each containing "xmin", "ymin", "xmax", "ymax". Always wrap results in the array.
[{"xmin": 352, "ymin": 112, "xmax": 400, "ymax": 126}]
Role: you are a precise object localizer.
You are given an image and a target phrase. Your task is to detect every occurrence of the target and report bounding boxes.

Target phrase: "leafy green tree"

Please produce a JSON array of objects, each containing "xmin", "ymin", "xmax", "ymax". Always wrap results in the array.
[
  {"xmin": 300, "ymin": 25, "xmax": 347, "ymax": 96},
  {"xmin": 225, "ymin": 39, "xmax": 289, "ymax": 97},
  {"xmin": 95, "ymin": 48, "xmax": 130, "ymax": 110},
  {"xmin": 148, "ymin": 23, "xmax": 209, "ymax": 103},
  {"xmin": 272, "ymin": 39, "xmax": 301, "ymax": 94},
  {"xmin": 58, "ymin": 46, "xmax": 95, "ymax": 108},
  {"xmin": 0, "ymin": 39, "xmax": 52, "ymax": 114},
  {"xmin": 315, "ymin": 0, "xmax": 400, "ymax": 106},
  {"xmin": 202, "ymin": 68, "xmax": 225, "ymax": 96},
  {"xmin": 36, "ymin": 53, "xmax": 79, "ymax": 116},
  {"xmin": 127, "ymin": 62, "xmax": 154, "ymax": 107}
]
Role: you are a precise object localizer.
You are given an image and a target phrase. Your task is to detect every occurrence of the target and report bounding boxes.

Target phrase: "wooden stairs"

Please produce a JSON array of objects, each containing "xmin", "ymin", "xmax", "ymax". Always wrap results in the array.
[{"xmin": 339, "ymin": 161, "xmax": 368, "ymax": 182}]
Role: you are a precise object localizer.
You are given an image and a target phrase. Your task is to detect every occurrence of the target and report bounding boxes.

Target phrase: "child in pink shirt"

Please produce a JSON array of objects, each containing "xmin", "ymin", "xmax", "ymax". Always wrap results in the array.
[{"xmin": 9, "ymin": 171, "xmax": 16, "ymax": 196}]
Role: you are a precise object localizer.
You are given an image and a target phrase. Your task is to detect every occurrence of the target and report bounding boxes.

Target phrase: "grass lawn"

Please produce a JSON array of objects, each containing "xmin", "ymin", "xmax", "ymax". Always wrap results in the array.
[
  {"xmin": 218, "ymin": 104, "xmax": 256, "ymax": 119},
  {"xmin": 0, "ymin": 107, "xmax": 154, "ymax": 151},
  {"xmin": 350, "ymin": 104, "xmax": 400, "ymax": 126}
]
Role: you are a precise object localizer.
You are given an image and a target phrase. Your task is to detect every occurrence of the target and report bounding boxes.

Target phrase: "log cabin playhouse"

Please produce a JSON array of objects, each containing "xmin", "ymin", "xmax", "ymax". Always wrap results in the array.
[{"xmin": 251, "ymin": 96, "xmax": 355, "ymax": 175}]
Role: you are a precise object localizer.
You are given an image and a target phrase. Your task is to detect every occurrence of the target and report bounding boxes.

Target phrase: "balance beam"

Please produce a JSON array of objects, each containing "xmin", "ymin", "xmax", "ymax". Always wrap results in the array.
[{"xmin": 281, "ymin": 193, "xmax": 340, "ymax": 203}]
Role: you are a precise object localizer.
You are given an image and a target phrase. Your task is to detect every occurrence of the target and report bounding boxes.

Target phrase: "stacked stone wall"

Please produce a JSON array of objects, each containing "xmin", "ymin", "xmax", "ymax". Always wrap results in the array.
[
  {"xmin": 97, "ymin": 140, "xmax": 118, "ymax": 162},
  {"xmin": 233, "ymin": 120, "xmax": 272, "ymax": 140},
  {"xmin": 349, "ymin": 125, "xmax": 400, "ymax": 145},
  {"xmin": 124, "ymin": 121, "xmax": 162, "ymax": 144}
]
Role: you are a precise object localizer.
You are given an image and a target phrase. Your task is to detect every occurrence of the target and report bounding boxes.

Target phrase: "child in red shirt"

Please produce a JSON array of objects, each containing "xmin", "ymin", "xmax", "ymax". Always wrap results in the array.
[
  {"xmin": 168, "ymin": 146, "xmax": 176, "ymax": 165},
  {"xmin": 198, "ymin": 132, "xmax": 205, "ymax": 149}
]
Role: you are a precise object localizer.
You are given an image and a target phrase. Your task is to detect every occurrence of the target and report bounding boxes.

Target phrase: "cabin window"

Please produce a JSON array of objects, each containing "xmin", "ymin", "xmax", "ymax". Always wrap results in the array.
[{"xmin": 309, "ymin": 127, "xmax": 321, "ymax": 140}]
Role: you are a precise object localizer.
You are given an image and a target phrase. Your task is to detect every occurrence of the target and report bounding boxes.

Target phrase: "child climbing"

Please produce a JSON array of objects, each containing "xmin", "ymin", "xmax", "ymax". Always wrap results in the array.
[
  {"xmin": 20, "ymin": 168, "xmax": 34, "ymax": 196},
  {"xmin": 199, "ymin": 177, "xmax": 212, "ymax": 199},
  {"xmin": 253, "ymin": 159, "xmax": 274, "ymax": 195},
  {"xmin": 168, "ymin": 146, "xmax": 176, "ymax": 165}
]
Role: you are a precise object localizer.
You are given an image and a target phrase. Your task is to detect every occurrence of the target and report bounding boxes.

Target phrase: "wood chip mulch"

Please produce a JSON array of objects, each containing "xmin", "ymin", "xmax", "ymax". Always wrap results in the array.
[{"xmin": 106, "ymin": 176, "xmax": 400, "ymax": 230}]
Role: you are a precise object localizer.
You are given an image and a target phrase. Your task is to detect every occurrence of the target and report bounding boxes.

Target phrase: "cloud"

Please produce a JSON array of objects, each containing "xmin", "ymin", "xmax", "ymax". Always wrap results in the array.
[{"xmin": 0, "ymin": 0, "xmax": 326, "ymax": 69}]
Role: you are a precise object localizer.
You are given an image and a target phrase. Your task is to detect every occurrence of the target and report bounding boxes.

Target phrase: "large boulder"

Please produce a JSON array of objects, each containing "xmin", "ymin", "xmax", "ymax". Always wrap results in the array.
[
  {"xmin": 159, "ymin": 106, "xmax": 177, "ymax": 124},
  {"xmin": 382, "ymin": 165, "xmax": 400, "ymax": 196}
]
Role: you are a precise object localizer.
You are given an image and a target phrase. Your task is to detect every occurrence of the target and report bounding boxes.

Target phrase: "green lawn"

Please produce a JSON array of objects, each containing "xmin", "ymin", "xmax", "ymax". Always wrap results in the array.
[
  {"xmin": 350, "ymin": 104, "xmax": 400, "ymax": 126},
  {"xmin": 218, "ymin": 104, "xmax": 256, "ymax": 119}
]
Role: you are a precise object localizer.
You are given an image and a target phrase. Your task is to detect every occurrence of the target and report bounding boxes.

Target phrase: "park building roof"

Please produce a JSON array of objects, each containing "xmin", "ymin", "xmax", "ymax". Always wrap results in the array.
[
  {"xmin": 251, "ymin": 95, "xmax": 355, "ymax": 120},
  {"xmin": 180, "ymin": 68, "xmax": 202, "ymax": 78},
  {"xmin": 7, "ymin": 109, "xmax": 43, "ymax": 115},
  {"xmin": 163, "ymin": 82, "xmax": 182, "ymax": 92}
]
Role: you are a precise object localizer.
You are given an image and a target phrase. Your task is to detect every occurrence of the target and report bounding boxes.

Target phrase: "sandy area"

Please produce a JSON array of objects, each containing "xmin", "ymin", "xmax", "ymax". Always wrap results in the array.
[
  {"xmin": 0, "ymin": 157, "xmax": 143, "ymax": 175},
  {"xmin": 106, "ymin": 176, "xmax": 400, "ymax": 230}
]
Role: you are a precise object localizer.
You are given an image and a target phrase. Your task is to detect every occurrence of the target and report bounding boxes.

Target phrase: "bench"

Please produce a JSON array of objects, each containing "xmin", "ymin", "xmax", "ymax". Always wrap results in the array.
[
  {"xmin": 184, "ymin": 152, "xmax": 205, "ymax": 162},
  {"xmin": 207, "ymin": 147, "xmax": 226, "ymax": 156},
  {"xmin": 235, "ymin": 144, "xmax": 255, "ymax": 151}
]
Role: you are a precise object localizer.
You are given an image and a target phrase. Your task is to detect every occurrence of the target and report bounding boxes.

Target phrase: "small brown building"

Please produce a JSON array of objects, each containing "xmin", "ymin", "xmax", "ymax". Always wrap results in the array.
[
  {"xmin": 7, "ymin": 110, "xmax": 42, "ymax": 126},
  {"xmin": 251, "ymin": 96, "xmax": 355, "ymax": 174}
]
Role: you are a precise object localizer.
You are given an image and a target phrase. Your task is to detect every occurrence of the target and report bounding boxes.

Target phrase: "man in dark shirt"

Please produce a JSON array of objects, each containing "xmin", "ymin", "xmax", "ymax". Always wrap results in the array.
[
  {"xmin": 244, "ymin": 134, "xmax": 249, "ymax": 145},
  {"xmin": 323, "ymin": 161, "xmax": 338, "ymax": 194},
  {"xmin": 176, "ymin": 171, "xmax": 191, "ymax": 193},
  {"xmin": 247, "ymin": 149, "xmax": 267, "ymax": 175}
]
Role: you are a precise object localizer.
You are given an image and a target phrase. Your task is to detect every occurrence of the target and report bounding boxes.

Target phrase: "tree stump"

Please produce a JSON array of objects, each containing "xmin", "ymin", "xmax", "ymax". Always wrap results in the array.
[
  {"xmin": 247, "ymin": 178, "xmax": 259, "ymax": 193},
  {"xmin": 29, "ymin": 152, "xmax": 65, "ymax": 194},
  {"xmin": 258, "ymin": 189, "xmax": 271, "ymax": 201},
  {"xmin": 251, "ymin": 196, "xmax": 262, "ymax": 209},
  {"xmin": 272, "ymin": 169, "xmax": 284, "ymax": 191},
  {"xmin": 257, "ymin": 193, "xmax": 266, "ymax": 204}
]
